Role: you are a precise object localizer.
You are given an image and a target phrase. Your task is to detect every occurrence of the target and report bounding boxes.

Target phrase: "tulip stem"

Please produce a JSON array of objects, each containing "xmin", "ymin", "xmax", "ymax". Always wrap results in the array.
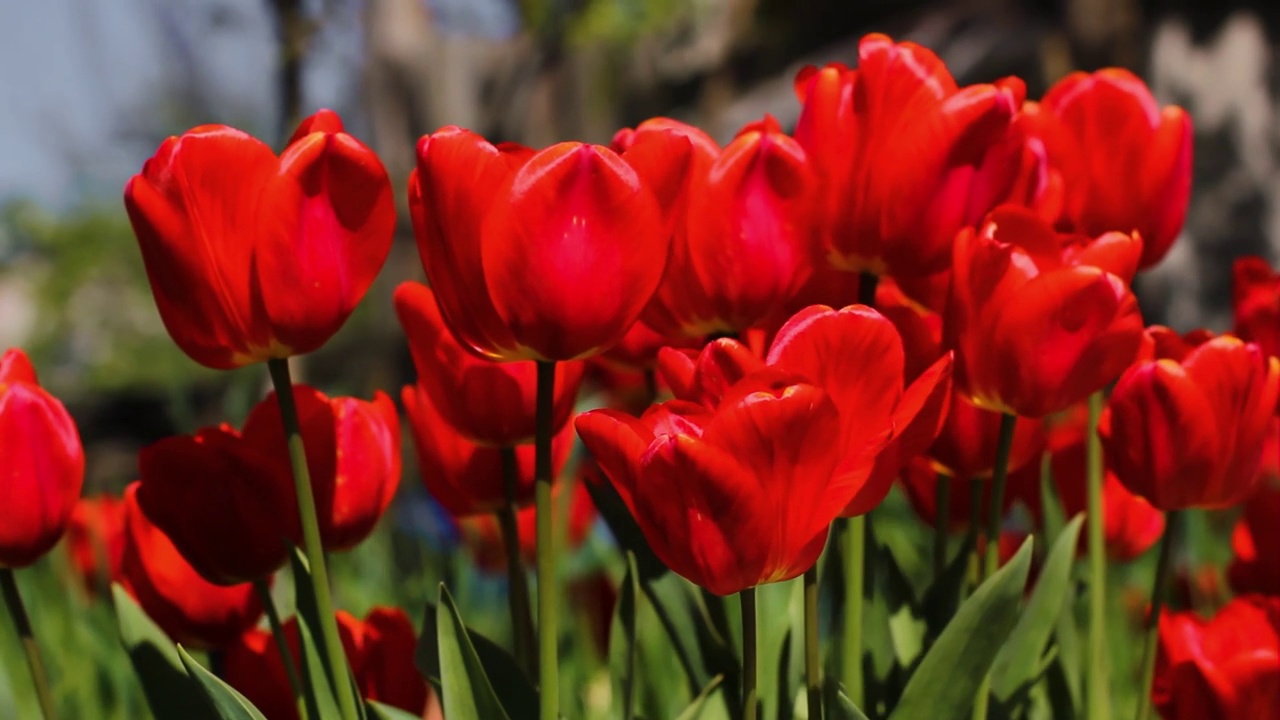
[
  {"xmin": 842, "ymin": 516, "xmax": 865, "ymax": 707},
  {"xmin": 740, "ymin": 587, "xmax": 759, "ymax": 720},
  {"xmin": 804, "ymin": 566, "xmax": 822, "ymax": 720},
  {"xmin": 1136, "ymin": 510, "xmax": 1180, "ymax": 720},
  {"xmin": 965, "ymin": 478, "xmax": 983, "ymax": 594},
  {"xmin": 1085, "ymin": 391, "xmax": 1111, "ymax": 720},
  {"xmin": 534, "ymin": 361, "xmax": 559, "ymax": 720},
  {"xmin": 498, "ymin": 445, "xmax": 536, "ymax": 678},
  {"xmin": 974, "ymin": 413, "xmax": 1017, "ymax": 720},
  {"xmin": 934, "ymin": 472, "xmax": 951, "ymax": 581},
  {"xmin": 266, "ymin": 358, "xmax": 359, "ymax": 720},
  {"xmin": 254, "ymin": 579, "xmax": 310, "ymax": 720},
  {"xmin": 0, "ymin": 569, "xmax": 56, "ymax": 720}
]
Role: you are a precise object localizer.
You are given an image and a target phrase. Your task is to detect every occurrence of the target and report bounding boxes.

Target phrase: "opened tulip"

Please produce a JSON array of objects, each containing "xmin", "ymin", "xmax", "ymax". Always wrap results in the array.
[
  {"xmin": 120, "ymin": 483, "xmax": 262, "ymax": 648},
  {"xmin": 394, "ymin": 281, "xmax": 584, "ymax": 446},
  {"xmin": 1101, "ymin": 336, "xmax": 1280, "ymax": 510},
  {"xmin": 613, "ymin": 116, "xmax": 817, "ymax": 338},
  {"xmin": 578, "ymin": 304, "xmax": 950, "ymax": 594},
  {"xmin": 1153, "ymin": 595, "xmax": 1280, "ymax": 719},
  {"xmin": 792, "ymin": 35, "xmax": 1016, "ymax": 278},
  {"xmin": 0, "ymin": 348, "xmax": 85, "ymax": 568},
  {"xmin": 949, "ymin": 205, "xmax": 1144, "ymax": 417},
  {"xmin": 411, "ymin": 125, "xmax": 691, "ymax": 361},
  {"xmin": 402, "ymin": 382, "xmax": 574, "ymax": 517},
  {"xmin": 1036, "ymin": 69, "xmax": 1192, "ymax": 269},
  {"xmin": 1233, "ymin": 256, "xmax": 1280, "ymax": 360},
  {"xmin": 124, "ymin": 110, "xmax": 396, "ymax": 369},
  {"xmin": 65, "ymin": 495, "xmax": 126, "ymax": 594},
  {"xmin": 226, "ymin": 607, "xmax": 434, "ymax": 719}
]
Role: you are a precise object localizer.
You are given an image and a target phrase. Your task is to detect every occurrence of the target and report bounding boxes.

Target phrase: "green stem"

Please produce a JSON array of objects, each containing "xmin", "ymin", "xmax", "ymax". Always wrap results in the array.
[
  {"xmin": 254, "ymin": 579, "xmax": 310, "ymax": 720},
  {"xmin": 266, "ymin": 358, "xmax": 358, "ymax": 720},
  {"xmin": 1136, "ymin": 511, "xmax": 1180, "ymax": 720},
  {"xmin": 1085, "ymin": 391, "xmax": 1111, "ymax": 720},
  {"xmin": 534, "ymin": 361, "xmax": 559, "ymax": 720},
  {"xmin": 498, "ymin": 446, "xmax": 536, "ymax": 678},
  {"xmin": 934, "ymin": 472, "xmax": 951, "ymax": 581},
  {"xmin": 741, "ymin": 587, "xmax": 759, "ymax": 720},
  {"xmin": 804, "ymin": 567, "xmax": 822, "ymax": 720},
  {"xmin": 842, "ymin": 516, "xmax": 865, "ymax": 707},
  {"xmin": 0, "ymin": 569, "xmax": 56, "ymax": 720},
  {"xmin": 974, "ymin": 413, "xmax": 1017, "ymax": 720},
  {"xmin": 965, "ymin": 477, "xmax": 983, "ymax": 595}
]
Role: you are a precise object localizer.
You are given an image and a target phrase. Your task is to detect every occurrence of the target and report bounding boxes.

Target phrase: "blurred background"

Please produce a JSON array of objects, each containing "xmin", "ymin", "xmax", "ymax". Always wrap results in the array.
[{"xmin": 0, "ymin": 0, "xmax": 1273, "ymax": 715}]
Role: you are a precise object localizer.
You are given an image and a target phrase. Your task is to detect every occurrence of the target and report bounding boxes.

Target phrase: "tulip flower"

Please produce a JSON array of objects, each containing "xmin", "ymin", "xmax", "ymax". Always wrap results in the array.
[
  {"xmin": 578, "ymin": 304, "xmax": 950, "ymax": 595},
  {"xmin": 1101, "ymin": 336, "xmax": 1280, "ymax": 510},
  {"xmin": 0, "ymin": 348, "xmax": 85, "ymax": 569},
  {"xmin": 120, "ymin": 483, "xmax": 263, "ymax": 649},
  {"xmin": 460, "ymin": 480, "xmax": 597, "ymax": 572},
  {"xmin": 949, "ymin": 205, "xmax": 1145, "ymax": 418},
  {"xmin": 124, "ymin": 110, "xmax": 396, "ymax": 370},
  {"xmin": 792, "ymin": 35, "xmax": 1017, "ymax": 279},
  {"xmin": 1228, "ymin": 463, "xmax": 1280, "ymax": 596},
  {"xmin": 401, "ymin": 382, "xmax": 574, "ymax": 517},
  {"xmin": 1035, "ymin": 69, "xmax": 1193, "ymax": 269},
  {"xmin": 394, "ymin": 281, "xmax": 584, "ymax": 446},
  {"xmin": 1152, "ymin": 595, "xmax": 1280, "ymax": 719},
  {"xmin": 1233, "ymin": 256, "xmax": 1280, "ymax": 360},
  {"xmin": 65, "ymin": 495, "xmax": 127, "ymax": 594},
  {"xmin": 225, "ymin": 607, "xmax": 435, "ymax": 719},
  {"xmin": 410, "ymin": 125, "xmax": 692, "ymax": 361},
  {"xmin": 613, "ymin": 116, "xmax": 818, "ymax": 338}
]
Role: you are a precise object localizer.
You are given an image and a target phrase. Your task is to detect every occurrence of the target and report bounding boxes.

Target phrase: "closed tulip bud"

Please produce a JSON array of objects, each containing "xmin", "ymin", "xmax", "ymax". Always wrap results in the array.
[
  {"xmin": 394, "ymin": 281, "xmax": 584, "ymax": 446},
  {"xmin": 120, "ymin": 483, "xmax": 263, "ymax": 649},
  {"xmin": 411, "ymin": 125, "xmax": 692, "ymax": 361},
  {"xmin": 1101, "ymin": 337, "xmax": 1280, "ymax": 510},
  {"xmin": 401, "ymin": 382, "xmax": 574, "ymax": 518},
  {"xmin": 1035, "ymin": 69, "xmax": 1192, "ymax": 269},
  {"xmin": 1233, "ymin": 256, "xmax": 1280, "ymax": 361},
  {"xmin": 65, "ymin": 495, "xmax": 127, "ymax": 595},
  {"xmin": 1153, "ymin": 595, "xmax": 1280, "ymax": 719},
  {"xmin": 949, "ymin": 206, "xmax": 1145, "ymax": 417},
  {"xmin": 124, "ymin": 110, "xmax": 396, "ymax": 369},
  {"xmin": 0, "ymin": 348, "xmax": 85, "ymax": 568},
  {"xmin": 793, "ymin": 35, "xmax": 1016, "ymax": 278}
]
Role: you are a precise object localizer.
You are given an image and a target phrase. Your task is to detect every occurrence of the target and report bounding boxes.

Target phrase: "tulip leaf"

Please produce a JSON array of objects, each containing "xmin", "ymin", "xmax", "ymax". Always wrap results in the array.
[
  {"xmin": 434, "ymin": 584, "xmax": 517, "ymax": 720},
  {"xmin": 111, "ymin": 584, "xmax": 219, "ymax": 720},
  {"xmin": 889, "ymin": 536, "xmax": 1033, "ymax": 720},
  {"xmin": 295, "ymin": 607, "xmax": 342, "ymax": 720},
  {"xmin": 823, "ymin": 678, "xmax": 871, "ymax": 720},
  {"xmin": 365, "ymin": 700, "xmax": 424, "ymax": 720},
  {"xmin": 609, "ymin": 551, "xmax": 640, "ymax": 720},
  {"xmin": 991, "ymin": 514, "xmax": 1085, "ymax": 704},
  {"xmin": 641, "ymin": 572, "xmax": 739, "ymax": 704},
  {"xmin": 177, "ymin": 645, "xmax": 269, "ymax": 720},
  {"xmin": 673, "ymin": 675, "xmax": 727, "ymax": 720},
  {"xmin": 415, "ymin": 595, "xmax": 537, "ymax": 720},
  {"xmin": 919, "ymin": 534, "xmax": 976, "ymax": 643}
]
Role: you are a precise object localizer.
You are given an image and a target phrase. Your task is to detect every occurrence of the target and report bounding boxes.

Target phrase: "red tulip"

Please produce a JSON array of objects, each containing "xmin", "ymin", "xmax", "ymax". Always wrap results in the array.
[
  {"xmin": 792, "ymin": 35, "xmax": 1016, "ymax": 278},
  {"xmin": 1153, "ymin": 595, "xmax": 1280, "ymax": 719},
  {"xmin": 1234, "ymin": 256, "xmax": 1280, "ymax": 361},
  {"xmin": 596, "ymin": 319, "xmax": 701, "ymax": 373},
  {"xmin": 578, "ymin": 305, "xmax": 950, "ymax": 595},
  {"xmin": 120, "ymin": 483, "xmax": 262, "ymax": 649},
  {"xmin": 410, "ymin": 125, "xmax": 691, "ymax": 361},
  {"xmin": 243, "ymin": 386, "xmax": 401, "ymax": 552},
  {"xmin": 1036, "ymin": 69, "xmax": 1193, "ymax": 269},
  {"xmin": 225, "ymin": 607, "xmax": 434, "ymax": 719},
  {"xmin": 401, "ymin": 382, "xmax": 574, "ymax": 518},
  {"xmin": 0, "ymin": 348, "xmax": 85, "ymax": 568},
  {"xmin": 1228, "ymin": 457, "xmax": 1280, "ymax": 596},
  {"xmin": 1101, "ymin": 336, "xmax": 1280, "ymax": 510},
  {"xmin": 394, "ymin": 281, "xmax": 584, "ymax": 446},
  {"xmin": 460, "ymin": 479, "xmax": 597, "ymax": 572},
  {"xmin": 124, "ymin": 110, "xmax": 396, "ymax": 369},
  {"xmin": 949, "ymin": 205, "xmax": 1144, "ymax": 417},
  {"xmin": 65, "ymin": 495, "xmax": 127, "ymax": 594},
  {"xmin": 613, "ymin": 116, "xmax": 817, "ymax": 338}
]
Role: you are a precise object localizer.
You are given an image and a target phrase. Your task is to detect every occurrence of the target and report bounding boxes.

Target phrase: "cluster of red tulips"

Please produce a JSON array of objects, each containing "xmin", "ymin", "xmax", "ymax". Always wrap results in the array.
[{"xmin": 2, "ymin": 31, "xmax": 1279, "ymax": 720}]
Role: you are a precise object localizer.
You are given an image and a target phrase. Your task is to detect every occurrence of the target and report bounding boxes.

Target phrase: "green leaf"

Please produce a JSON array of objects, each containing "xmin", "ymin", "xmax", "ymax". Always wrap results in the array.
[
  {"xmin": 111, "ymin": 584, "xmax": 218, "ymax": 720},
  {"xmin": 610, "ymin": 552, "xmax": 641, "ymax": 720},
  {"xmin": 365, "ymin": 700, "xmax": 424, "ymax": 720},
  {"xmin": 296, "ymin": 609, "xmax": 342, "ymax": 720},
  {"xmin": 823, "ymin": 677, "xmax": 871, "ymax": 720},
  {"xmin": 673, "ymin": 675, "xmax": 727, "ymax": 720},
  {"xmin": 641, "ymin": 572, "xmax": 739, "ymax": 704},
  {"xmin": 178, "ymin": 645, "xmax": 269, "ymax": 720},
  {"xmin": 889, "ymin": 537, "xmax": 1033, "ymax": 720},
  {"xmin": 436, "ymin": 584, "xmax": 514, "ymax": 720},
  {"xmin": 1039, "ymin": 456, "xmax": 1067, "ymax": 554},
  {"xmin": 415, "ymin": 598, "xmax": 537, "ymax": 720},
  {"xmin": 991, "ymin": 515, "xmax": 1085, "ymax": 703}
]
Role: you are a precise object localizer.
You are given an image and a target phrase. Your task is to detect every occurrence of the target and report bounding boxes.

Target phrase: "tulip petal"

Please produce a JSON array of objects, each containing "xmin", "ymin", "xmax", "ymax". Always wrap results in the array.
[{"xmin": 575, "ymin": 409, "xmax": 658, "ymax": 511}]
